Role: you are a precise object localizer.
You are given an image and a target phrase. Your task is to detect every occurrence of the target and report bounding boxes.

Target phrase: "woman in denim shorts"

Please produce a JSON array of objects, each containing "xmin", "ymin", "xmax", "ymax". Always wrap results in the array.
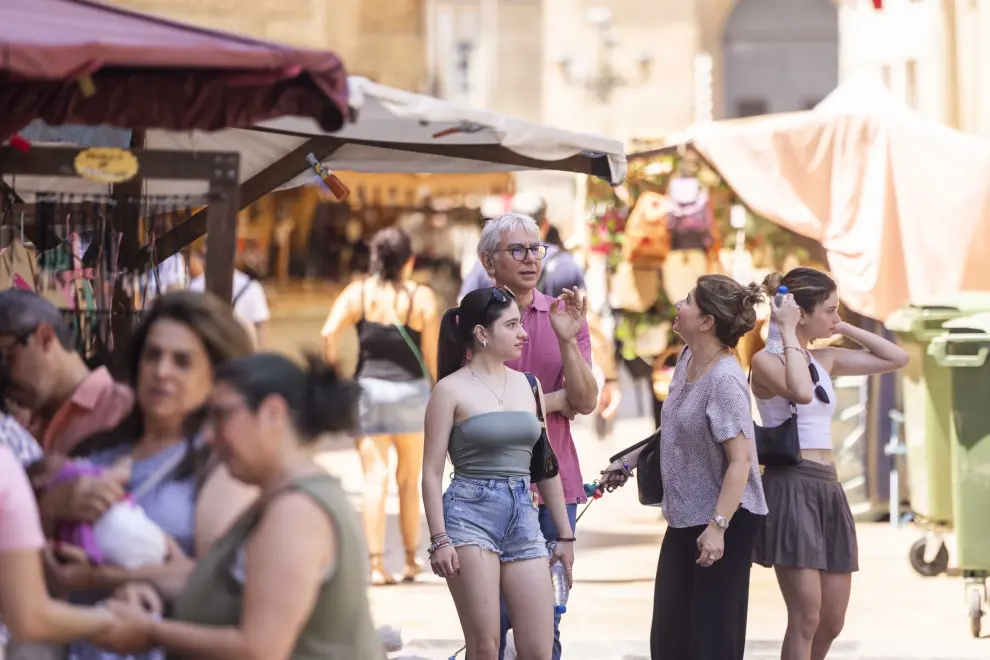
[{"xmin": 423, "ymin": 287, "xmax": 575, "ymax": 660}]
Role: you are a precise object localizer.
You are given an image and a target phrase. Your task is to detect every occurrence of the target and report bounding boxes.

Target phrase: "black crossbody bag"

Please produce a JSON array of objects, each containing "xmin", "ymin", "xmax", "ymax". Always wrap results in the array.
[
  {"xmin": 608, "ymin": 429, "xmax": 663, "ymax": 506},
  {"xmin": 749, "ymin": 362, "xmax": 801, "ymax": 466},
  {"xmin": 525, "ymin": 372, "xmax": 560, "ymax": 483}
]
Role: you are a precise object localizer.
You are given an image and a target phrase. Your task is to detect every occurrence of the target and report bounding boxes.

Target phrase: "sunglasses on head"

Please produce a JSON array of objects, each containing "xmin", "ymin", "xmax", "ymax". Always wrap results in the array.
[
  {"xmin": 808, "ymin": 362, "xmax": 830, "ymax": 405},
  {"xmin": 489, "ymin": 287, "xmax": 515, "ymax": 304}
]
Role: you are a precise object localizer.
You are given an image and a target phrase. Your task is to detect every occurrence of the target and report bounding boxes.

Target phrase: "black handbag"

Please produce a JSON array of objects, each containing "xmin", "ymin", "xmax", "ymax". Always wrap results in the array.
[
  {"xmin": 525, "ymin": 372, "xmax": 560, "ymax": 483},
  {"xmin": 608, "ymin": 430, "xmax": 663, "ymax": 506},
  {"xmin": 749, "ymin": 367, "xmax": 801, "ymax": 466}
]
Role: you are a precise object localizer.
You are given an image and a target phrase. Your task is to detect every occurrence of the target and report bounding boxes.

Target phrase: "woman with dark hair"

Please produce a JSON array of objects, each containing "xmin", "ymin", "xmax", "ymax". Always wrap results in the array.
[
  {"xmin": 601, "ymin": 274, "xmax": 769, "ymax": 660},
  {"xmin": 321, "ymin": 226, "xmax": 440, "ymax": 585},
  {"xmin": 423, "ymin": 286, "xmax": 575, "ymax": 660},
  {"xmin": 749, "ymin": 268, "xmax": 907, "ymax": 660},
  {"xmin": 100, "ymin": 353, "xmax": 385, "ymax": 660},
  {"xmin": 38, "ymin": 291, "xmax": 258, "ymax": 660}
]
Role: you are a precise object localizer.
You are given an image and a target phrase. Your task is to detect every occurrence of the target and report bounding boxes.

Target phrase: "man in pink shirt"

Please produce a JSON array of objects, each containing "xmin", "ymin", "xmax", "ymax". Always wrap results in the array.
[
  {"xmin": 474, "ymin": 213, "xmax": 597, "ymax": 660},
  {"xmin": 0, "ymin": 291, "xmax": 134, "ymax": 533},
  {"xmin": 0, "ymin": 290, "xmax": 134, "ymax": 457}
]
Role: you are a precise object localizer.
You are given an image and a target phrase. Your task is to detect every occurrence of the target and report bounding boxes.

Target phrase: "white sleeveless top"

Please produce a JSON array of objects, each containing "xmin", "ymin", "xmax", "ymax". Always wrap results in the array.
[{"xmin": 754, "ymin": 351, "xmax": 836, "ymax": 451}]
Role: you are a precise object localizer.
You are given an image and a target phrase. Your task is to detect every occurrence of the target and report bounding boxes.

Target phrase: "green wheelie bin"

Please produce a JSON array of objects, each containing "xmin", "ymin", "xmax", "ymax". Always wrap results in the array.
[
  {"xmin": 928, "ymin": 312, "xmax": 990, "ymax": 638},
  {"xmin": 885, "ymin": 294, "xmax": 990, "ymax": 577}
]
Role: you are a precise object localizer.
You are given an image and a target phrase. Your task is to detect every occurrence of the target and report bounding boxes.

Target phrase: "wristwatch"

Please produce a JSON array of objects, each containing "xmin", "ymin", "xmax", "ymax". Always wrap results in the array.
[{"xmin": 711, "ymin": 515, "xmax": 730, "ymax": 530}]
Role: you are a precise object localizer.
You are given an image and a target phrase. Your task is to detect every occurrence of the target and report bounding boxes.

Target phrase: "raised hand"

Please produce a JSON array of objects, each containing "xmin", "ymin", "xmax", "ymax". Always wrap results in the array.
[{"xmin": 549, "ymin": 288, "xmax": 588, "ymax": 342}]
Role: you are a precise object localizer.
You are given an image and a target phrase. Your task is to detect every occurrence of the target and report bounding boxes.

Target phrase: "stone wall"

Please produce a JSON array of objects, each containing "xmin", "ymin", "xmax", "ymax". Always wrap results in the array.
[{"xmin": 108, "ymin": 0, "xmax": 427, "ymax": 91}]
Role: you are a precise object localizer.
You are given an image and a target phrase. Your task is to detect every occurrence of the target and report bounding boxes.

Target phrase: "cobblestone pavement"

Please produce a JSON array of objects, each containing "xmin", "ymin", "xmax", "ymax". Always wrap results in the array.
[{"xmin": 314, "ymin": 415, "xmax": 989, "ymax": 660}]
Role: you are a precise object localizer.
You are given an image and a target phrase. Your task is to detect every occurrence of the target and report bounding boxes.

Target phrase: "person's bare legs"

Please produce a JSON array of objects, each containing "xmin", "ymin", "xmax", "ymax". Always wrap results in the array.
[
  {"xmin": 810, "ymin": 572, "xmax": 851, "ymax": 660},
  {"xmin": 775, "ymin": 566, "xmax": 822, "ymax": 660},
  {"xmin": 446, "ymin": 546, "xmax": 503, "ymax": 660},
  {"xmin": 500, "ymin": 558, "xmax": 554, "ymax": 660},
  {"xmin": 393, "ymin": 432, "xmax": 425, "ymax": 580},
  {"xmin": 356, "ymin": 434, "xmax": 395, "ymax": 585}
]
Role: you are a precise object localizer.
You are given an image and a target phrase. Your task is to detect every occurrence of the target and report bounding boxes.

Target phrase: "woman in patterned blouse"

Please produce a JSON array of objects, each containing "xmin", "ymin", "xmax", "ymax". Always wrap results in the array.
[{"xmin": 602, "ymin": 274, "xmax": 769, "ymax": 660}]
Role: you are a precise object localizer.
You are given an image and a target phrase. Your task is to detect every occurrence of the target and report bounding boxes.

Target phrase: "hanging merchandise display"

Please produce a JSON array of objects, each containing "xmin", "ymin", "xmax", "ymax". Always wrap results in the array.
[
  {"xmin": 0, "ymin": 194, "xmax": 210, "ymax": 364},
  {"xmin": 622, "ymin": 191, "xmax": 670, "ymax": 267},
  {"xmin": 584, "ymin": 147, "xmax": 828, "ymax": 411},
  {"xmin": 666, "ymin": 175, "xmax": 715, "ymax": 252}
]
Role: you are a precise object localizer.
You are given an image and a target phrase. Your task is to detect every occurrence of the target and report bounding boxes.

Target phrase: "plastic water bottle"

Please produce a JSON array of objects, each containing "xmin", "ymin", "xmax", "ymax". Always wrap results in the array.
[
  {"xmin": 774, "ymin": 285, "xmax": 789, "ymax": 308},
  {"xmin": 548, "ymin": 544, "xmax": 570, "ymax": 615},
  {"xmin": 766, "ymin": 285, "xmax": 788, "ymax": 354}
]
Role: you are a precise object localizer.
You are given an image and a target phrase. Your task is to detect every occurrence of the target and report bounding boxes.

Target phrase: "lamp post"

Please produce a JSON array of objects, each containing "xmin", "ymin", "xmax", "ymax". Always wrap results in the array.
[{"xmin": 555, "ymin": 7, "xmax": 652, "ymax": 105}]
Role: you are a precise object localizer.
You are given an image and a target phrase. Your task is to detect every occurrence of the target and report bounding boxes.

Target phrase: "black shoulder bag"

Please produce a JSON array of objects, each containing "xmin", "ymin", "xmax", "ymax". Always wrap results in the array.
[
  {"xmin": 525, "ymin": 372, "xmax": 560, "ymax": 483},
  {"xmin": 608, "ymin": 428, "xmax": 663, "ymax": 506},
  {"xmin": 749, "ymin": 362, "xmax": 801, "ymax": 466},
  {"xmin": 605, "ymin": 345, "xmax": 693, "ymax": 506}
]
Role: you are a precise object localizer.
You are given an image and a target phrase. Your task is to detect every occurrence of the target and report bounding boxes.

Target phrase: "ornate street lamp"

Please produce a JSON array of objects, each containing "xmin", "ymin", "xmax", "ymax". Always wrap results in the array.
[{"xmin": 555, "ymin": 7, "xmax": 652, "ymax": 104}]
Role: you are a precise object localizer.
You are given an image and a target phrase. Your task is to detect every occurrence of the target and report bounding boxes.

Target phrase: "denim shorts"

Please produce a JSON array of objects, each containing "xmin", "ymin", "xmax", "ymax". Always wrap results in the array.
[
  {"xmin": 356, "ymin": 377, "xmax": 431, "ymax": 436},
  {"xmin": 443, "ymin": 476, "xmax": 549, "ymax": 563}
]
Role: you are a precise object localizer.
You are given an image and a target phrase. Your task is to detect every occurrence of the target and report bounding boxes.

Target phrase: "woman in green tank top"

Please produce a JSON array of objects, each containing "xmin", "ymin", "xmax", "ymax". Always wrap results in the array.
[{"xmin": 98, "ymin": 353, "xmax": 385, "ymax": 660}]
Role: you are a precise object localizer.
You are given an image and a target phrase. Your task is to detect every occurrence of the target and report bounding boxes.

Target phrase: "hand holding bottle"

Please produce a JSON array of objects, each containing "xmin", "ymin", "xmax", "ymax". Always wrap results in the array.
[{"xmin": 771, "ymin": 291, "xmax": 802, "ymax": 334}]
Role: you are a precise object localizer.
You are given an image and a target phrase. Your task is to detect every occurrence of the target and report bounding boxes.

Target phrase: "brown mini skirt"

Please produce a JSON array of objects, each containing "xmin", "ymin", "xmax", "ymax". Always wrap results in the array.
[{"xmin": 752, "ymin": 460, "xmax": 859, "ymax": 573}]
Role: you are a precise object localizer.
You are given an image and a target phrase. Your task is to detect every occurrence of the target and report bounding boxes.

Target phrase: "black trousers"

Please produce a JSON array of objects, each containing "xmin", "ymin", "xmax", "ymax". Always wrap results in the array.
[{"xmin": 651, "ymin": 509, "xmax": 762, "ymax": 660}]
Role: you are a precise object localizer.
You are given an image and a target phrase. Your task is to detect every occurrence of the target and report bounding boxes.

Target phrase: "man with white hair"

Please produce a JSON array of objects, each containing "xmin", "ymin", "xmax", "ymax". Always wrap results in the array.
[{"xmin": 472, "ymin": 213, "xmax": 597, "ymax": 660}]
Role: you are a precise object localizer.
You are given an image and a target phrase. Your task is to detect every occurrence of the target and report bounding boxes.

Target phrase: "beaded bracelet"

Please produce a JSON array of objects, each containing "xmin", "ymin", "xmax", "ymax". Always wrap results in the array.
[
  {"xmin": 428, "ymin": 537, "xmax": 451, "ymax": 554},
  {"xmin": 555, "ymin": 536, "xmax": 577, "ymax": 543}
]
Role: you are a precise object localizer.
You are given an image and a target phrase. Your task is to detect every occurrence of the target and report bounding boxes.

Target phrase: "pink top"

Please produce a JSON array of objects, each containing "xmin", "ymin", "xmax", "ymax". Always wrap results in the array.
[
  {"xmin": 42, "ymin": 367, "xmax": 134, "ymax": 456},
  {"xmin": 506, "ymin": 290, "xmax": 592, "ymax": 504},
  {"xmin": 0, "ymin": 446, "xmax": 45, "ymax": 551}
]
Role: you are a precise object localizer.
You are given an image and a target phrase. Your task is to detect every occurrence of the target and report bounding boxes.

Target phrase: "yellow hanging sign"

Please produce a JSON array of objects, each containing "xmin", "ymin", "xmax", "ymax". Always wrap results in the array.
[{"xmin": 74, "ymin": 147, "xmax": 139, "ymax": 184}]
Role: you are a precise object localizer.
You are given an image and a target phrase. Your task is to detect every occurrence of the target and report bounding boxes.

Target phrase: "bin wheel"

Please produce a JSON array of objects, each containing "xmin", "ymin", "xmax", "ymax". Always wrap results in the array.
[
  {"xmin": 968, "ymin": 587, "xmax": 983, "ymax": 638},
  {"xmin": 909, "ymin": 537, "xmax": 949, "ymax": 577}
]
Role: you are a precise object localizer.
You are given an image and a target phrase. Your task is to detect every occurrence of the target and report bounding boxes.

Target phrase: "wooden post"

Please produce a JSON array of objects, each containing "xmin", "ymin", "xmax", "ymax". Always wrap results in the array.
[
  {"xmin": 204, "ymin": 178, "xmax": 239, "ymax": 303},
  {"xmin": 109, "ymin": 130, "xmax": 145, "ymax": 379}
]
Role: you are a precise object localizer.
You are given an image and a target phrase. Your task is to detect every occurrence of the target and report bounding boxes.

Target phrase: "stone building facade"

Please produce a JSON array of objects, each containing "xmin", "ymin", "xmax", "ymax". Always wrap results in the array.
[
  {"xmin": 107, "ymin": 0, "xmax": 428, "ymax": 92},
  {"xmin": 839, "ymin": 0, "xmax": 990, "ymax": 138}
]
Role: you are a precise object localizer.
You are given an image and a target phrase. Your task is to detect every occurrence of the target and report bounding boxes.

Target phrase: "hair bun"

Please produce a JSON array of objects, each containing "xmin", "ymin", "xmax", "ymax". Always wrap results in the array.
[
  {"xmin": 300, "ymin": 352, "xmax": 361, "ymax": 437},
  {"xmin": 742, "ymin": 282, "xmax": 766, "ymax": 309},
  {"xmin": 761, "ymin": 272, "xmax": 783, "ymax": 300}
]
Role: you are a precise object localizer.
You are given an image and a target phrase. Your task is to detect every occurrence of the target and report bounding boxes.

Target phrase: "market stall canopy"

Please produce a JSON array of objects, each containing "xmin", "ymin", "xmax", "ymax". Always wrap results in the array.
[
  {"xmin": 0, "ymin": 0, "xmax": 349, "ymax": 143},
  {"xmin": 6, "ymin": 76, "xmax": 625, "ymax": 199},
  {"xmin": 249, "ymin": 76, "xmax": 626, "ymax": 185},
  {"xmin": 663, "ymin": 75, "xmax": 990, "ymax": 320}
]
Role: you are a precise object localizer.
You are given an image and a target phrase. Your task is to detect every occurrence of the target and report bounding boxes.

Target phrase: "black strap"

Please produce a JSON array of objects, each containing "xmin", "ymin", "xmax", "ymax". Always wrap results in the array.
[
  {"xmin": 359, "ymin": 278, "xmax": 367, "ymax": 321},
  {"xmin": 232, "ymin": 277, "xmax": 253, "ymax": 306},
  {"xmin": 524, "ymin": 372, "xmax": 545, "ymax": 423}
]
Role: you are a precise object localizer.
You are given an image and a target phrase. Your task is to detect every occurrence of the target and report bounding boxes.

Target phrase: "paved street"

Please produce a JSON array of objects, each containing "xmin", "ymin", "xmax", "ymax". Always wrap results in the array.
[{"xmin": 314, "ymin": 415, "xmax": 990, "ymax": 660}]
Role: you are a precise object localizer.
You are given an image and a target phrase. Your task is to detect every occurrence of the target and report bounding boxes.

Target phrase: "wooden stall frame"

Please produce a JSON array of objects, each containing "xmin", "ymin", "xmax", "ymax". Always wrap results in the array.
[
  {"xmin": 0, "ymin": 145, "xmax": 240, "ymax": 302},
  {"xmin": 129, "ymin": 133, "xmax": 615, "ymax": 268}
]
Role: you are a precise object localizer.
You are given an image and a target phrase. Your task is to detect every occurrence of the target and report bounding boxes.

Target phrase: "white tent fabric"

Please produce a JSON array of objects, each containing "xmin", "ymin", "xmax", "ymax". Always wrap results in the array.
[
  {"xmin": 5, "ymin": 76, "xmax": 626, "ymax": 197},
  {"xmin": 660, "ymin": 74, "xmax": 990, "ymax": 320}
]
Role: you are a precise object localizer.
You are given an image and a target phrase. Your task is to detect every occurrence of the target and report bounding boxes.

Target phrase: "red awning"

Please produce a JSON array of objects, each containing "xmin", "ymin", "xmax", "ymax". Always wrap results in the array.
[{"xmin": 0, "ymin": 0, "xmax": 349, "ymax": 141}]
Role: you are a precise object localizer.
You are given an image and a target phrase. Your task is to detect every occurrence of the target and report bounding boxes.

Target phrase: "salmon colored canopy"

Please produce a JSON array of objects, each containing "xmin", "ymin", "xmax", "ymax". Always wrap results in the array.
[
  {"xmin": 676, "ymin": 76, "xmax": 990, "ymax": 321},
  {"xmin": 0, "ymin": 0, "xmax": 349, "ymax": 141}
]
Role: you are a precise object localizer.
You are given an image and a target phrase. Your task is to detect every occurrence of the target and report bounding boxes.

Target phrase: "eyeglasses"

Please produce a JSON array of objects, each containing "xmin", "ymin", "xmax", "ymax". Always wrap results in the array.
[
  {"xmin": 0, "ymin": 329, "xmax": 35, "ymax": 362},
  {"xmin": 497, "ymin": 244, "xmax": 548, "ymax": 262},
  {"xmin": 204, "ymin": 401, "xmax": 245, "ymax": 427},
  {"xmin": 808, "ymin": 362, "xmax": 830, "ymax": 405}
]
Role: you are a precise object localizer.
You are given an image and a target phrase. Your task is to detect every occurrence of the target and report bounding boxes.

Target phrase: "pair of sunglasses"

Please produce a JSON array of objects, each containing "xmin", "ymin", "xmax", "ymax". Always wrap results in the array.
[
  {"xmin": 808, "ymin": 362, "xmax": 830, "ymax": 405},
  {"xmin": 489, "ymin": 286, "xmax": 516, "ymax": 304}
]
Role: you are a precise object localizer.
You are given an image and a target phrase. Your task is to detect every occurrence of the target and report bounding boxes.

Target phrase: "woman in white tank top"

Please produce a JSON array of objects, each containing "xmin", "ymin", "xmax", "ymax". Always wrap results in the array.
[{"xmin": 749, "ymin": 268, "xmax": 908, "ymax": 660}]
